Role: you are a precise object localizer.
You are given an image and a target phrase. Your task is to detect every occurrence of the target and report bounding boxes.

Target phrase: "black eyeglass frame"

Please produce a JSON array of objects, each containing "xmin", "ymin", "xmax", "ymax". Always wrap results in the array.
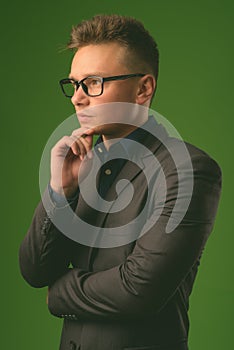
[{"xmin": 59, "ymin": 73, "xmax": 145, "ymax": 98}]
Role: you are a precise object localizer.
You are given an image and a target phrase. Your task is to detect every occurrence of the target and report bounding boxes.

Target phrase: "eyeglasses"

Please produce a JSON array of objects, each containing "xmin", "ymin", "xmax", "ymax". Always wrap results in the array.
[{"xmin": 59, "ymin": 73, "xmax": 145, "ymax": 98}]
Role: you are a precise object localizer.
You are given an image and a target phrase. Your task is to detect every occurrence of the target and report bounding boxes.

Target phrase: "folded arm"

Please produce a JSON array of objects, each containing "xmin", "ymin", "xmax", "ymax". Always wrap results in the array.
[
  {"xmin": 19, "ymin": 189, "xmax": 74, "ymax": 287},
  {"xmin": 47, "ymin": 154, "xmax": 222, "ymax": 320}
]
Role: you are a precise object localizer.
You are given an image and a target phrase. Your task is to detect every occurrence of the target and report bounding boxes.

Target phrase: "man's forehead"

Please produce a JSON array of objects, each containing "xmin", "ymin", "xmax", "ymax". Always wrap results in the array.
[
  {"xmin": 69, "ymin": 43, "xmax": 128, "ymax": 78},
  {"xmin": 68, "ymin": 71, "xmax": 108, "ymax": 80}
]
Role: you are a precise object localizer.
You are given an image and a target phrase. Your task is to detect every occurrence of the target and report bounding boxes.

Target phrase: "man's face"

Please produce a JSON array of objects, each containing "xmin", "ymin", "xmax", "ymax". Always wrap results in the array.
[{"xmin": 69, "ymin": 43, "xmax": 146, "ymax": 136}]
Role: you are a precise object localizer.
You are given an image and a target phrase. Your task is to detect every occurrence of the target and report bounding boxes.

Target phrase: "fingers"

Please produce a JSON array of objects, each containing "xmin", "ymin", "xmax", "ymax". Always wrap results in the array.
[
  {"xmin": 71, "ymin": 127, "xmax": 94, "ymax": 141},
  {"xmin": 52, "ymin": 128, "xmax": 95, "ymax": 161},
  {"xmin": 50, "ymin": 128, "xmax": 95, "ymax": 195},
  {"xmin": 71, "ymin": 129, "xmax": 94, "ymax": 160},
  {"xmin": 70, "ymin": 136, "xmax": 87, "ymax": 160}
]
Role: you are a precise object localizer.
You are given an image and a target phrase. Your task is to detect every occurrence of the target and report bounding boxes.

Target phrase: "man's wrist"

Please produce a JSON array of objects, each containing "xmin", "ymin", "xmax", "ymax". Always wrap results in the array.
[{"xmin": 48, "ymin": 183, "xmax": 79, "ymax": 207}]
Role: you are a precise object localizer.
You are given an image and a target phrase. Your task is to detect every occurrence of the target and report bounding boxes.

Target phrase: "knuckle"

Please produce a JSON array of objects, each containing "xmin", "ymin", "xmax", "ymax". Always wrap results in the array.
[{"xmin": 71, "ymin": 128, "xmax": 82, "ymax": 137}]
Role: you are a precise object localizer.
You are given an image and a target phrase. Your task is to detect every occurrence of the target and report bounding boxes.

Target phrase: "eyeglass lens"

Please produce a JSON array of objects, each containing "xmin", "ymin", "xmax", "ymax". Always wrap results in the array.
[{"xmin": 62, "ymin": 77, "xmax": 103, "ymax": 97}]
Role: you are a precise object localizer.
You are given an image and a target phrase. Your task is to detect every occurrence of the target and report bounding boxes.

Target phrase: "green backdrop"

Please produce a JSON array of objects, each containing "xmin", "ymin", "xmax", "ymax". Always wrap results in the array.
[{"xmin": 1, "ymin": 0, "xmax": 233, "ymax": 349}]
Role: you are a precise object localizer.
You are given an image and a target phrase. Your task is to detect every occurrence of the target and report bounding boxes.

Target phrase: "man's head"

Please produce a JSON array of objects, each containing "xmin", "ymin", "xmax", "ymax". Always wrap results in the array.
[
  {"xmin": 67, "ymin": 14, "xmax": 159, "ymax": 82},
  {"xmin": 63, "ymin": 15, "xmax": 159, "ymax": 138}
]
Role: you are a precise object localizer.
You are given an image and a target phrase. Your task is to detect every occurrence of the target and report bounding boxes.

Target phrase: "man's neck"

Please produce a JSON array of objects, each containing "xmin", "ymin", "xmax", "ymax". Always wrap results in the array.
[{"xmin": 101, "ymin": 125, "xmax": 139, "ymax": 150}]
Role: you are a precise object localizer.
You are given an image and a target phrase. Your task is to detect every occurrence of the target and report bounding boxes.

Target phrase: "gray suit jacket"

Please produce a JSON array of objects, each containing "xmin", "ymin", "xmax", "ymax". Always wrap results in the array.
[{"xmin": 19, "ymin": 122, "xmax": 222, "ymax": 350}]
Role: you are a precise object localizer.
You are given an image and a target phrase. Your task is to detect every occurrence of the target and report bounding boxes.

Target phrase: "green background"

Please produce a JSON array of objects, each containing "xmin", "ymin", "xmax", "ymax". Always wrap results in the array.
[{"xmin": 1, "ymin": 0, "xmax": 233, "ymax": 349}]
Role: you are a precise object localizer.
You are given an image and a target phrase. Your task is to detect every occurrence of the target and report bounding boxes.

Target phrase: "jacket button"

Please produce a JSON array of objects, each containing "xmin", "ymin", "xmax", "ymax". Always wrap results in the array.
[{"xmin": 69, "ymin": 340, "xmax": 77, "ymax": 350}]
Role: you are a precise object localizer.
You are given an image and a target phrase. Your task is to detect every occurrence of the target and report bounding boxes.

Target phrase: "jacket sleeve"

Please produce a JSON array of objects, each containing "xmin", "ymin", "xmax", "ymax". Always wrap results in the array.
[
  {"xmin": 19, "ymin": 188, "xmax": 73, "ymax": 287},
  {"xmin": 47, "ymin": 153, "xmax": 222, "ymax": 320}
]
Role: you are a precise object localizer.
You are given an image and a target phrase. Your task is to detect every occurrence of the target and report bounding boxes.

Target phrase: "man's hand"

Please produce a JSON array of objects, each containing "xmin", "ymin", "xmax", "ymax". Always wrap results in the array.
[{"xmin": 50, "ymin": 128, "xmax": 94, "ymax": 198}]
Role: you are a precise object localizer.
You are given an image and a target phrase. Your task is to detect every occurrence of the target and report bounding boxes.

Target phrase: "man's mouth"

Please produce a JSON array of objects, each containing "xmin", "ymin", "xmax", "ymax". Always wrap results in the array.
[
  {"xmin": 77, "ymin": 113, "xmax": 94, "ymax": 122},
  {"xmin": 77, "ymin": 112, "xmax": 91, "ymax": 118}
]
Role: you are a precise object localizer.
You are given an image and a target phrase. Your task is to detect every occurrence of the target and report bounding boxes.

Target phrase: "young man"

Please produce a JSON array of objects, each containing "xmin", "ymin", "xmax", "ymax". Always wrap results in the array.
[{"xmin": 19, "ymin": 15, "xmax": 222, "ymax": 350}]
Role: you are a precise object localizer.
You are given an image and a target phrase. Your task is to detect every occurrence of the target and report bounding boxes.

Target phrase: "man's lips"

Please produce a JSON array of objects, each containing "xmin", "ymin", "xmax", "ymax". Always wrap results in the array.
[
  {"xmin": 77, "ymin": 113, "xmax": 95, "ymax": 123},
  {"xmin": 77, "ymin": 113, "xmax": 92, "ymax": 118}
]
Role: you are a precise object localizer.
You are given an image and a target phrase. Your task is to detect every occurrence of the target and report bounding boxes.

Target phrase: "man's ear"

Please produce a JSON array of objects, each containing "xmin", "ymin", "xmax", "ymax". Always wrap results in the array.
[{"xmin": 136, "ymin": 75, "xmax": 156, "ymax": 105}]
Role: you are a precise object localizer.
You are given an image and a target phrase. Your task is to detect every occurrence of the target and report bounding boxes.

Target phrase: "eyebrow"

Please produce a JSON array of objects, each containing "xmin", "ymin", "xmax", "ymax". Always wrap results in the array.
[{"xmin": 68, "ymin": 72, "xmax": 109, "ymax": 80}]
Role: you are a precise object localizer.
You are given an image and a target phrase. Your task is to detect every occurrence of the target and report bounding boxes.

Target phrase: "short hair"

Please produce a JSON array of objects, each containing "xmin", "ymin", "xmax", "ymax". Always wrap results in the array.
[{"xmin": 67, "ymin": 14, "xmax": 159, "ymax": 81}]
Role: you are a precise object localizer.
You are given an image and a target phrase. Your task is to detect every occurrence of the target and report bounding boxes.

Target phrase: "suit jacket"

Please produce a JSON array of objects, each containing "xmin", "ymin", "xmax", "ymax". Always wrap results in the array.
[{"xmin": 19, "ymin": 121, "xmax": 222, "ymax": 350}]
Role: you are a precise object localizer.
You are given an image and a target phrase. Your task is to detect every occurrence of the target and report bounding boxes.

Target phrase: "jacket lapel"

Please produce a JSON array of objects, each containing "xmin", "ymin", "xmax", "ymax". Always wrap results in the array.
[{"xmin": 76, "ymin": 121, "xmax": 168, "ymax": 267}]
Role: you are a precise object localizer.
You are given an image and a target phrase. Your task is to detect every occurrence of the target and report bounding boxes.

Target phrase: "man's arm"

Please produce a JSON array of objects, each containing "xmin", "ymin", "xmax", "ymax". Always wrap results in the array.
[
  {"xmin": 47, "ymin": 153, "xmax": 222, "ymax": 320},
  {"xmin": 19, "ymin": 127, "xmax": 94, "ymax": 287},
  {"xmin": 19, "ymin": 188, "xmax": 73, "ymax": 287}
]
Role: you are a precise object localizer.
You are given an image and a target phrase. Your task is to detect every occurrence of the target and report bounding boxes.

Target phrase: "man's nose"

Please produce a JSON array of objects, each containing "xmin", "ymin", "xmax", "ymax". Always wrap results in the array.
[{"xmin": 71, "ymin": 85, "xmax": 89, "ymax": 106}]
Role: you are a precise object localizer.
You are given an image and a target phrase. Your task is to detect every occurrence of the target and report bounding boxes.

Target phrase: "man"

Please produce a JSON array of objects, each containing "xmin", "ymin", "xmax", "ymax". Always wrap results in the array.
[{"xmin": 19, "ymin": 15, "xmax": 222, "ymax": 350}]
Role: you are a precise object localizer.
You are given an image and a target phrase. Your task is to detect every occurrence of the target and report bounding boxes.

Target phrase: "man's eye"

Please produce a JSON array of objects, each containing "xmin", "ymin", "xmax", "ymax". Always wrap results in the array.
[{"xmin": 87, "ymin": 78, "xmax": 101, "ymax": 86}]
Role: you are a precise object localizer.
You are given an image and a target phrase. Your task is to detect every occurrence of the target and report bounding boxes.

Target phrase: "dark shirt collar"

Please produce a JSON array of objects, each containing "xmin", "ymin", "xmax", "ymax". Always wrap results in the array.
[{"xmin": 95, "ymin": 115, "xmax": 157, "ymax": 160}]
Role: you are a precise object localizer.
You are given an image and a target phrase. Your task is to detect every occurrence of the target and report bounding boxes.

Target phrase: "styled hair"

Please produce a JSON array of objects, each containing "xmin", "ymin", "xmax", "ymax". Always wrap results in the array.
[{"xmin": 67, "ymin": 14, "xmax": 159, "ymax": 81}]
